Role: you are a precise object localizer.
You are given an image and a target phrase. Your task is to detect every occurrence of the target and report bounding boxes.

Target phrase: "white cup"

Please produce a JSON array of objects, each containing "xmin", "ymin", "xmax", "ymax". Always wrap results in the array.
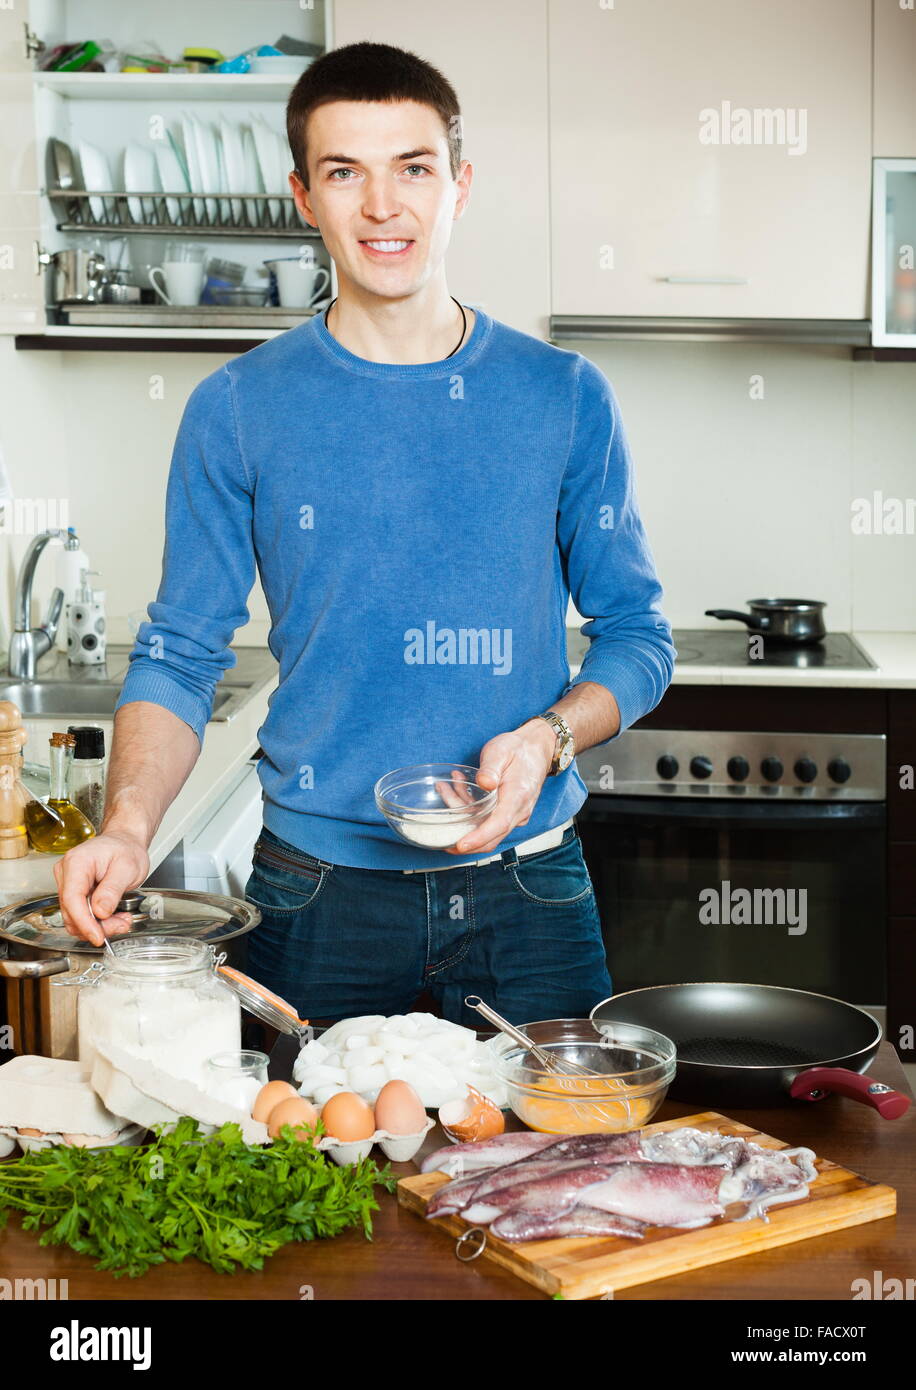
[
  {"xmin": 149, "ymin": 261, "xmax": 205, "ymax": 306},
  {"xmin": 149, "ymin": 245, "xmax": 206, "ymax": 306},
  {"xmin": 267, "ymin": 258, "xmax": 330, "ymax": 309}
]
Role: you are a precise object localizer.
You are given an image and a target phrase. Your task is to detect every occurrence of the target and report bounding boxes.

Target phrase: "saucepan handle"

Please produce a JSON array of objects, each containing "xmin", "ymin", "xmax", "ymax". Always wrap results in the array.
[
  {"xmin": 704, "ymin": 608, "xmax": 767, "ymax": 630},
  {"xmin": 789, "ymin": 1066, "xmax": 911, "ymax": 1119},
  {"xmin": 0, "ymin": 955, "xmax": 71, "ymax": 980}
]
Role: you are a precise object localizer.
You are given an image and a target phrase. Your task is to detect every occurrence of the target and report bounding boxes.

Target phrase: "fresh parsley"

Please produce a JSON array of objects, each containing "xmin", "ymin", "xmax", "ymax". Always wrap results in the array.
[{"xmin": 0, "ymin": 1117, "xmax": 395, "ymax": 1277}]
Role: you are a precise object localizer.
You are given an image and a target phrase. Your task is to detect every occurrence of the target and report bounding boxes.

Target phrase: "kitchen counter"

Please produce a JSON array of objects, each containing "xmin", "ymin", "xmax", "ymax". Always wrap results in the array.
[
  {"xmin": 568, "ymin": 628, "xmax": 916, "ymax": 689},
  {"xmin": 0, "ymin": 1040, "xmax": 910, "ymax": 1300},
  {"xmin": 0, "ymin": 645, "xmax": 278, "ymax": 905}
]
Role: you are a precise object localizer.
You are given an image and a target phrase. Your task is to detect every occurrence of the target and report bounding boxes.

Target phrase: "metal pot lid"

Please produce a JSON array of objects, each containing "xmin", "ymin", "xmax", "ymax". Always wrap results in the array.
[{"xmin": 0, "ymin": 888, "xmax": 261, "ymax": 956}]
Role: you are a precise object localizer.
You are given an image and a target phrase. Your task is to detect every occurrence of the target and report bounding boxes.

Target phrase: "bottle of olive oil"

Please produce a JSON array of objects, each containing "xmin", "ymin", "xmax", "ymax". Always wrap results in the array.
[{"xmin": 30, "ymin": 732, "xmax": 95, "ymax": 854}]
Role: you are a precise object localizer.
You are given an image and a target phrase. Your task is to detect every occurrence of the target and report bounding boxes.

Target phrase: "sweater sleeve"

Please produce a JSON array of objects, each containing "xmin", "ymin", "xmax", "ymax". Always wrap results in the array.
[
  {"xmin": 115, "ymin": 365, "xmax": 255, "ymax": 744},
  {"xmin": 557, "ymin": 355, "xmax": 676, "ymax": 741}
]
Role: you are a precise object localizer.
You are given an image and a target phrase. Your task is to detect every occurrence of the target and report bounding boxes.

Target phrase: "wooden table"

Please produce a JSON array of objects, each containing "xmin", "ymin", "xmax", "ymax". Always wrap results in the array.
[{"xmin": 0, "ymin": 1041, "xmax": 911, "ymax": 1300}]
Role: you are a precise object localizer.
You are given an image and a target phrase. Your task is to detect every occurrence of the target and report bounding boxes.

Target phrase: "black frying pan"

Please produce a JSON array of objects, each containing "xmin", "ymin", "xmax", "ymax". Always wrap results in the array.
[{"xmin": 590, "ymin": 982, "xmax": 910, "ymax": 1118}]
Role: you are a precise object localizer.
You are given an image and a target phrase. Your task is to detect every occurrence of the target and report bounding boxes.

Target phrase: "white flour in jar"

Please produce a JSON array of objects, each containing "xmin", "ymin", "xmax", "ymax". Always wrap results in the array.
[
  {"xmin": 78, "ymin": 983, "xmax": 240, "ymax": 1089},
  {"xmin": 397, "ymin": 814, "xmax": 478, "ymax": 848}
]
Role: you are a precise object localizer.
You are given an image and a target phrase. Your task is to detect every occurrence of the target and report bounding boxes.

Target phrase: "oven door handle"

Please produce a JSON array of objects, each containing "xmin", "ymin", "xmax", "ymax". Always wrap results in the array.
[{"xmin": 580, "ymin": 795, "xmax": 885, "ymax": 830}]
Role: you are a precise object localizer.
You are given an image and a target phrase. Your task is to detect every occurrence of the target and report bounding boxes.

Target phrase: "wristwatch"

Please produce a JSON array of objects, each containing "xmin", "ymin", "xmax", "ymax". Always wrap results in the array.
[{"xmin": 536, "ymin": 710, "xmax": 575, "ymax": 775}]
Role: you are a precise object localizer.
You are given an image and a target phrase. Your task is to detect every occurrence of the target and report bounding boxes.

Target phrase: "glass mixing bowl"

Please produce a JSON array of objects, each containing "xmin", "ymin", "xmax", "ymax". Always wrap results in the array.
[{"xmin": 489, "ymin": 1018, "xmax": 677, "ymax": 1134}]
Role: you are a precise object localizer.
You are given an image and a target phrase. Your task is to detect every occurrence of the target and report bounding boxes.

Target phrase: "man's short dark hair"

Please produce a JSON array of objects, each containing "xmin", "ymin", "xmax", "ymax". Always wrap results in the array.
[{"xmin": 287, "ymin": 41, "xmax": 462, "ymax": 189}]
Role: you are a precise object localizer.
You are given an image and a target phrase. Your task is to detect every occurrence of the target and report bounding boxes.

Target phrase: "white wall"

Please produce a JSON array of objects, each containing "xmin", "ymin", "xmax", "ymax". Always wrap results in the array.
[
  {"xmin": 0, "ymin": 333, "xmax": 913, "ymax": 651},
  {"xmin": 577, "ymin": 341, "xmax": 916, "ymax": 633},
  {"xmin": 0, "ymin": 337, "xmax": 269, "ymax": 646}
]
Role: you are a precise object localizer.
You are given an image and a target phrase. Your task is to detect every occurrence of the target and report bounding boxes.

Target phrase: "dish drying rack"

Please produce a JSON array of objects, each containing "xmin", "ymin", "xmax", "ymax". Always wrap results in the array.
[{"xmin": 47, "ymin": 188, "xmax": 317, "ymax": 239}]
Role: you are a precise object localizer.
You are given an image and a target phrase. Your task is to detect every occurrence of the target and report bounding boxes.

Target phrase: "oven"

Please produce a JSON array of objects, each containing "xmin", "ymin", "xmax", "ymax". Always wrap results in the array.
[{"xmin": 575, "ymin": 726, "xmax": 886, "ymax": 1011}]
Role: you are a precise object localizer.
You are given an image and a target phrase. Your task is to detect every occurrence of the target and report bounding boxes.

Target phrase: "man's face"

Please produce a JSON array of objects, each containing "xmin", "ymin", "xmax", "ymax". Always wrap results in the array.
[{"xmin": 290, "ymin": 100, "xmax": 472, "ymax": 302}]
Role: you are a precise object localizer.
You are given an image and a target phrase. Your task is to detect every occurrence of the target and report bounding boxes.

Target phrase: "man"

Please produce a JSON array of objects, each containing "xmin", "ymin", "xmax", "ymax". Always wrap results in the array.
[{"xmin": 57, "ymin": 41, "xmax": 675, "ymax": 1026}]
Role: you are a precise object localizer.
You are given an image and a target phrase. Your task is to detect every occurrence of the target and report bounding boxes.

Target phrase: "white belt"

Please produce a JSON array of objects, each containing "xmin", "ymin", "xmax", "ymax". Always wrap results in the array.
[{"xmin": 401, "ymin": 819, "xmax": 574, "ymax": 874}]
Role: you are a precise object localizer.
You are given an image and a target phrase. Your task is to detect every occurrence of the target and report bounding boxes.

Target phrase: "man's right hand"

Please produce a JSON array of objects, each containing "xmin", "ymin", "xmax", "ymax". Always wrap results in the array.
[{"xmin": 54, "ymin": 832, "xmax": 150, "ymax": 946}]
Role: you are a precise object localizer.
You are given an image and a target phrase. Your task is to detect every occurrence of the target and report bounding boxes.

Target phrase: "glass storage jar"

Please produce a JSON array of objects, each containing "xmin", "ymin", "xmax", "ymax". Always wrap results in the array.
[{"xmin": 78, "ymin": 936, "xmax": 241, "ymax": 1088}]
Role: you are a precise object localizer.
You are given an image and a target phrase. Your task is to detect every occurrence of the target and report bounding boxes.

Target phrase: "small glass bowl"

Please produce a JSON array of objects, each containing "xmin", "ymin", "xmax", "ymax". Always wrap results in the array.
[
  {"xmin": 206, "ymin": 1049, "xmax": 269, "ymax": 1111},
  {"xmin": 489, "ymin": 1018, "xmax": 677, "ymax": 1134},
  {"xmin": 374, "ymin": 763, "xmax": 497, "ymax": 849}
]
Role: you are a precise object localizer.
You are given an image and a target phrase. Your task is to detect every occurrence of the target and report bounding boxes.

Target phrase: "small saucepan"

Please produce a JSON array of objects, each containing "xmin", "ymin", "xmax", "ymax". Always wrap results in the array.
[
  {"xmin": 590, "ymin": 982, "xmax": 910, "ymax": 1118},
  {"xmin": 704, "ymin": 598, "xmax": 826, "ymax": 645}
]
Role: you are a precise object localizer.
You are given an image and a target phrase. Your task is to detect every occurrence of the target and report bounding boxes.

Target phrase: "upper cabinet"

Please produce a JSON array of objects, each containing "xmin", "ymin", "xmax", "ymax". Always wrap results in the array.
[
  {"xmin": 0, "ymin": 6, "xmax": 43, "ymax": 332},
  {"xmin": 874, "ymin": 0, "xmax": 916, "ymax": 156},
  {"xmin": 548, "ymin": 0, "xmax": 872, "ymax": 321},
  {"xmin": 333, "ymin": 0, "xmax": 551, "ymax": 340},
  {"xmin": 3, "ymin": 0, "xmax": 331, "ymax": 342}
]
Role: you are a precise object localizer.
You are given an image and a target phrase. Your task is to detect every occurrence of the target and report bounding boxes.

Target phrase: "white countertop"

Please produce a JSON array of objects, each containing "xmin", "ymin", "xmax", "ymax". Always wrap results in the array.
[
  {"xmin": 0, "ymin": 650, "xmax": 277, "ymax": 907},
  {"xmin": 568, "ymin": 630, "xmax": 916, "ymax": 689}
]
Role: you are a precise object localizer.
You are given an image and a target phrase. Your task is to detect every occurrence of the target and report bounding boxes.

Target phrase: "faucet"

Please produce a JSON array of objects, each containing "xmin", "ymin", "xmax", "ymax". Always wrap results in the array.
[{"xmin": 8, "ymin": 530, "xmax": 66, "ymax": 680}]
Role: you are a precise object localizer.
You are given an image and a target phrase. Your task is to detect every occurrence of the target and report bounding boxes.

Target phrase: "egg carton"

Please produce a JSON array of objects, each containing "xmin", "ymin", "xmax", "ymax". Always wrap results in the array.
[
  {"xmin": 0, "ymin": 1122, "xmax": 147, "ymax": 1155},
  {"xmin": 316, "ymin": 1116, "xmax": 435, "ymax": 1167}
]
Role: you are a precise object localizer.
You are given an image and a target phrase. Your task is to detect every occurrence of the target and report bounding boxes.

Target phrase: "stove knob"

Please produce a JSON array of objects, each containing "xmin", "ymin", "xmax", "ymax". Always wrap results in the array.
[
  {"xmin": 794, "ymin": 757, "xmax": 818, "ymax": 784},
  {"xmin": 760, "ymin": 756, "xmax": 783, "ymax": 782},
  {"xmin": 656, "ymin": 754, "xmax": 679, "ymax": 780},
  {"xmin": 689, "ymin": 756, "xmax": 713, "ymax": 780},
  {"xmin": 727, "ymin": 756, "xmax": 750, "ymax": 782},
  {"xmin": 827, "ymin": 757, "xmax": 852, "ymax": 784}
]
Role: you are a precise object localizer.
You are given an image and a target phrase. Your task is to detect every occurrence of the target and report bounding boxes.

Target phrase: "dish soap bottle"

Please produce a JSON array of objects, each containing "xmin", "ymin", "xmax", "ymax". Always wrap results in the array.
[{"xmin": 30, "ymin": 732, "xmax": 95, "ymax": 854}]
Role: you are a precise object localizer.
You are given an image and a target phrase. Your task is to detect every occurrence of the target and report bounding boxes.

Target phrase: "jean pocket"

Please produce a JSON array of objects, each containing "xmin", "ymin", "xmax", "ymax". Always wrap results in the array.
[
  {"xmin": 506, "ymin": 836, "xmax": 595, "ymax": 907},
  {"xmin": 246, "ymin": 840, "xmax": 332, "ymax": 914}
]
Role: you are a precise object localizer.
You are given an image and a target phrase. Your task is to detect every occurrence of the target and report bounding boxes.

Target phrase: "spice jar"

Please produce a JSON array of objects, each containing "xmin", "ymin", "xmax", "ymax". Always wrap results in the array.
[
  {"xmin": 67, "ymin": 725, "xmax": 106, "ymax": 832},
  {"xmin": 78, "ymin": 937, "xmax": 241, "ymax": 1088}
]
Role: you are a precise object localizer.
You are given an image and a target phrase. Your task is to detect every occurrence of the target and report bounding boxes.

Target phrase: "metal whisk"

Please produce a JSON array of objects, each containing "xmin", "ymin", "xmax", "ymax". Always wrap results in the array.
[{"xmin": 464, "ymin": 996, "xmax": 604, "ymax": 1079}]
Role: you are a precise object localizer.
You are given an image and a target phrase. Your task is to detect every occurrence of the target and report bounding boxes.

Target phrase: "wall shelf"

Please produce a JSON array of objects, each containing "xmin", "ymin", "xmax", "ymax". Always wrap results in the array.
[{"xmin": 33, "ymin": 71, "xmax": 299, "ymax": 101}]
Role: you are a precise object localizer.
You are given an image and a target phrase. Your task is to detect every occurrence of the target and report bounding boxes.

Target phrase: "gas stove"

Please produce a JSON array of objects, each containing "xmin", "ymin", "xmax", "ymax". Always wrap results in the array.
[{"xmin": 670, "ymin": 628, "xmax": 875, "ymax": 671}]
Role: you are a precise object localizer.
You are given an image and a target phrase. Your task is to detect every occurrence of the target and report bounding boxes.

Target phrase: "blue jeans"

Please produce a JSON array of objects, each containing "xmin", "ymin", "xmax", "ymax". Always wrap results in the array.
[{"xmin": 244, "ymin": 823, "xmax": 611, "ymax": 1028}]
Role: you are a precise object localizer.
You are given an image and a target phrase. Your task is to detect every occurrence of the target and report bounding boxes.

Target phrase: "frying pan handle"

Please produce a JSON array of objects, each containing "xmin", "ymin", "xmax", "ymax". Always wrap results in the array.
[
  {"xmin": 704, "ymin": 609, "xmax": 768, "ymax": 631},
  {"xmin": 789, "ymin": 1067, "xmax": 911, "ymax": 1119}
]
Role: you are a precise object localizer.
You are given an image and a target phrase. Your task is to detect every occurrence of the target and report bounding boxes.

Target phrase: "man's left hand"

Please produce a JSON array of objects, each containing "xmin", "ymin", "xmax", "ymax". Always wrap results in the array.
[{"xmin": 447, "ymin": 719, "xmax": 556, "ymax": 856}]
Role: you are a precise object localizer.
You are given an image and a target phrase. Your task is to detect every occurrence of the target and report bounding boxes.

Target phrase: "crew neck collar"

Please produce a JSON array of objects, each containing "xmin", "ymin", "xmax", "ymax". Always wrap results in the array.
[{"xmin": 308, "ymin": 301, "xmax": 492, "ymax": 380}]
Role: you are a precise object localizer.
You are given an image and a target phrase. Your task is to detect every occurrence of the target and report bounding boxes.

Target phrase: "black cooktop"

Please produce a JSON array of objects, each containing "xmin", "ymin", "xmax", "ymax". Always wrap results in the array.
[
  {"xmin": 671, "ymin": 628, "xmax": 875, "ymax": 671},
  {"xmin": 566, "ymin": 627, "xmax": 876, "ymax": 672}
]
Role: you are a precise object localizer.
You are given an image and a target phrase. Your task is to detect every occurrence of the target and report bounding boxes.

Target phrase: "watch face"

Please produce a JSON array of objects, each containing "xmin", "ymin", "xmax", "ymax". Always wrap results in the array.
[{"xmin": 557, "ymin": 742, "xmax": 575, "ymax": 772}]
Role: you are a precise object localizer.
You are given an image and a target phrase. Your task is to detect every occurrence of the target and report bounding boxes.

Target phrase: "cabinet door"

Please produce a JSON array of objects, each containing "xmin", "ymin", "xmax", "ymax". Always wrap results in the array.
[
  {"xmin": 0, "ymin": 2, "xmax": 44, "ymax": 333},
  {"xmin": 875, "ymin": 0, "xmax": 916, "ymax": 156},
  {"xmin": 331, "ymin": 0, "xmax": 550, "ymax": 338},
  {"xmin": 549, "ymin": 0, "xmax": 871, "ymax": 320}
]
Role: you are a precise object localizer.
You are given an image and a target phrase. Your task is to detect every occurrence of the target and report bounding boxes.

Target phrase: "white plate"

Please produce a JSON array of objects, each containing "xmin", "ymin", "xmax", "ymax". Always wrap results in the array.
[
  {"xmin": 250, "ymin": 114, "xmax": 282, "ymax": 220},
  {"xmin": 192, "ymin": 115, "xmax": 221, "ymax": 220},
  {"xmin": 273, "ymin": 128, "xmax": 291, "ymax": 197},
  {"xmin": 155, "ymin": 140, "xmax": 186, "ymax": 223},
  {"xmin": 77, "ymin": 140, "xmax": 112, "ymax": 221},
  {"xmin": 180, "ymin": 116, "xmax": 205, "ymax": 220},
  {"xmin": 123, "ymin": 143, "xmax": 159, "ymax": 222},
  {"xmin": 241, "ymin": 124, "xmax": 264, "ymax": 225},
  {"xmin": 219, "ymin": 118, "xmax": 246, "ymax": 223}
]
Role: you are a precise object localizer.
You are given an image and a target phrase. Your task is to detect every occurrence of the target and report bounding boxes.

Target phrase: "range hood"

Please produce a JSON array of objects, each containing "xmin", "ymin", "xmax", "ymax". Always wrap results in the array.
[{"xmin": 549, "ymin": 316, "xmax": 872, "ymax": 346}]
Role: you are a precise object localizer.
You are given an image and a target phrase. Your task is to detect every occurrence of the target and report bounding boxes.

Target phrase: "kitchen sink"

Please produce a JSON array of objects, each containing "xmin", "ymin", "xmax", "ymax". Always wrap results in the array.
[
  {"xmin": 0, "ymin": 645, "xmax": 276, "ymax": 724},
  {"xmin": 0, "ymin": 682, "xmax": 236, "ymax": 720}
]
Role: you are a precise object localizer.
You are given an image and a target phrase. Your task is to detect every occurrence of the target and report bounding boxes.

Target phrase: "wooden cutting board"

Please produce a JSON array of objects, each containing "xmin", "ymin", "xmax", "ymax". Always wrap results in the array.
[{"xmin": 397, "ymin": 1111, "xmax": 896, "ymax": 1299}]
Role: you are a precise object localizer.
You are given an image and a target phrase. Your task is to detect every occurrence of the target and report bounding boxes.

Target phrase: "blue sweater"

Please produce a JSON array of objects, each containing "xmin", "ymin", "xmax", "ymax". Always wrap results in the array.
[{"xmin": 117, "ymin": 305, "xmax": 675, "ymax": 868}]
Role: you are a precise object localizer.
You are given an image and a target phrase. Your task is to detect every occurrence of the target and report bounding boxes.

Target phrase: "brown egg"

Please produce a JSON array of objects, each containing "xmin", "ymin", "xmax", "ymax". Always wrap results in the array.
[
  {"xmin": 267, "ymin": 1096, "xmax": 320, "ymax": 1141},
  {"xmin": 252, "ymin": 1079, "xmax": 298, "ymax": 1123},
  {"xmin": 374, "ymin": 1079, "xmax": 427, "ymax": 1136},
  {"xmin": 321, "ymin": 1091, "xmax": 376, "ymax": 1142}
]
